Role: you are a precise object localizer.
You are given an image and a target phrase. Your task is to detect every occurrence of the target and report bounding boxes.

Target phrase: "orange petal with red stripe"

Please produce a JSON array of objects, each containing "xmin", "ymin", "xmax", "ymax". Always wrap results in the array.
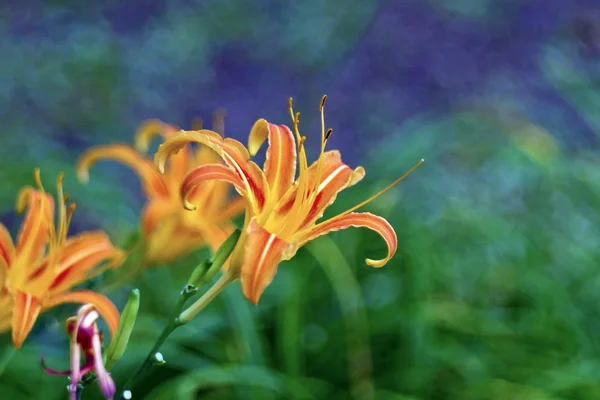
[
  {"xmin": 155, "ymin": 130, "xmax": 267, "ymax": 211},
  {"xmin": 43, "ymin": 291, "xmax": 120, "ymax": 337},
  {"xmin": 14, "ymin": 188, "xmax": 54, "ymax": 268},
  {"xmin": 180, "ymin": 164, "xmax": 246, "ymax": 210},
  {"xmin": 298, "ymin": 212, "xmax": 397, "ymax": 268},
  {"xmin": 276, "ymin": 151, "xmax": 364, "ymax": 228},
  {"xmin": 240, "ymin": 218, "xmax": 291, "ymax": 304},
  {"xmin": 11, "ymin": 291, "xmax": 41, "ymax": 348},
  {"xmin": 248, "ymin": 120, "xmax": 297, "ymax": 201},
  {"xmin": 76, "ymin": 144, "xmax": 169, "ymax": 198},
  {"xmin": 48, "ymin": 232, "xmax": 125, "ymax": 294}
]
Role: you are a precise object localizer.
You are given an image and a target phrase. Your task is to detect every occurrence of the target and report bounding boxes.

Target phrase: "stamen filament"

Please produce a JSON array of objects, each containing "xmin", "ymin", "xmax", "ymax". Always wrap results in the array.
[
  {"xmin": 309, "ymin": 95, "xmax": 329, "ymax": 203},
  {"xmin": 56, "ymin": 173, "xmax": 67, "ymax": 247},
  {"xmin": 276, "ymin": 103, "xmax": 310, "ymax": 238}
]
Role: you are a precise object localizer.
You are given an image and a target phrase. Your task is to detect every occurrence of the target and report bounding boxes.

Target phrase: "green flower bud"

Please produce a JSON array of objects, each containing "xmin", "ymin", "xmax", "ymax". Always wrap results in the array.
[
  {"xmin": 187, "ymin": 260, "xmax": 212, "ymax": 288},
  {"xmin": 105, "ymin": 288, "xmax": 140, "ymax": 370}
]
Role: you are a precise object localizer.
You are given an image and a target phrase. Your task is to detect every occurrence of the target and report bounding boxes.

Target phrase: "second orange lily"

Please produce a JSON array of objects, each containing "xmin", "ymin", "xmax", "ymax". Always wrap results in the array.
[
  {"xmin": 156, "ymin": 96, "xmax": 422, "ymax": 304},
  {"xmin": 76, "ymin": 113, "xmax": 245, "ymax": 265},
  {"xmin": 0, "ymin": 170, "xmax": 124, "ymax": 348}
]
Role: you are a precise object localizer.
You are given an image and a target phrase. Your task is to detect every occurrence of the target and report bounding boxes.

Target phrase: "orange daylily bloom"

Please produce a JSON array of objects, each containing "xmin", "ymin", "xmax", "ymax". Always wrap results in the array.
[
  {"xmin": 76, "ymin": 113, "xmax": 245, "ymax": 265},
  {"xmin": 155, "ymin": 96, "xmax": 422, "ymax": 304},
  {"xmin": 0, "ymin": 170, "xmax": 124, "ymax": 348}
]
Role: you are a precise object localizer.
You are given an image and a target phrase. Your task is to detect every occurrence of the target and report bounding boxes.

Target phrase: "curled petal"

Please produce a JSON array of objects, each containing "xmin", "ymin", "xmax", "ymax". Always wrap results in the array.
[
  {"xmin": 43, "ymin": 291, "xmax": 120, "ymax": 338},
  {"xmin": 48, "ymin": 232, "xmax": 125, "ymax": 293},
  {"xmin": 12, "ymin": 291, "xmax": 42, "ymax": 349},
  {"xmin": 298, "ymin": 212, "xmax": 397, "ymax": 268},
  {"xmin": 240, "ymin": 218, "xmax": 292, "ymax": 304},
  {"xmin": 155, "ymin": 130, "xmax": 267, "ymax": 211},
  {"xmin": 14, "ymin": 188, "xmax": 54, "ymax": 269},
  {"xmin": 134, "ymin": 119, "xmax": 172, "ymax": 153},
  {"xmin": 249, "ymin": 120, "xmax": 297, "ymax": 201},
  {"xmin": 76, "ymin": 144, "xmax": 169, "ymax": 198},
  {"xmin": 181, "ymin": 164, "xmax": 246, "ymax": 210},
  {"xmin": 136, "ymin": 120, "xmax": 195, "ymax": 187}
]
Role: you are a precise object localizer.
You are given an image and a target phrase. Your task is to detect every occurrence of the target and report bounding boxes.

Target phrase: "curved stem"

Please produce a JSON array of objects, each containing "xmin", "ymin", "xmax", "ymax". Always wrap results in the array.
[
  {"xmin": 119, "ymin": 284, "xmax": 195, "ymax": 394},
  {"xmin": 178, "ymin": 272, "xmax": 236, "ymax": 324}
]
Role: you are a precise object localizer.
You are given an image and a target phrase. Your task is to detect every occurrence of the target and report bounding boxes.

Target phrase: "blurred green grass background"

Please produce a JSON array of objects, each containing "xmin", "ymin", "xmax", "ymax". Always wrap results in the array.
[{"xmin": 2, "ymin": 0, "xmax": 600, "ymax": 399}]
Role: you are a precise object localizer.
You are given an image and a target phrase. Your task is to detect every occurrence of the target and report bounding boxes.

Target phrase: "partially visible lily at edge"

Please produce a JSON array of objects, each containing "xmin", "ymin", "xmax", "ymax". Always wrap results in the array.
[
  {"xmin": 0, "ymin": 170, "xmax": 124, "ymax": 348},
  {"xmin": 76, "ymin": 112, "xmax": 245, "ymax": 265},
  {"xmin": 43, "ymin": 304, "xmax": 116, "ymax": 400},
  {"xmin": 155, "ymin": 96, "xmax": 422, "ymax": 304}
]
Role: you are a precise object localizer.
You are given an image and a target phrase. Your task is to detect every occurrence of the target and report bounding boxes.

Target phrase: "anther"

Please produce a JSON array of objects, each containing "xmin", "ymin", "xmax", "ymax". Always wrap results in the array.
[
  {"xmin": 324, "ymin": 128, "xmax": 333, "ymax": 141},
  {"xmin": 320, "ymin": 95, "xmax": 327, "ymax": 111}
]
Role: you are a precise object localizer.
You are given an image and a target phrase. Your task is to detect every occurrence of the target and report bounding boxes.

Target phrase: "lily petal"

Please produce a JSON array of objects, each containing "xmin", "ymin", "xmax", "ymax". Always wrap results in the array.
[
  {"xmin": 180, "ymin": 164, "xmax": 246, "ymax": 210},
  {"xmin": 140, "ymin": 198, "xmax": 177, "ymax": 238},
  {"xmin": 14, "ymin": 188, "xmax": 54, "ymax": 269},
  {"xmin": 48, "ymin": 232, "xmax": 125, "ymax": 294},
  {"xmin": 248, "ymin": 120, "xmax": 297, "ymax": 201},
  {"xmin": 12, "ymin": 290, "xmax": 42, "ymax": 349},
  {"xmin": 143, "ymin": 213, "xmax": 203, "ymax": 265},
  {"xmin": 276, "ymin": 151, "xmax": 365, "ymax": 228},
  {"xmin": 0, "ymin": 288, "xmax": 13, "ymax": 333},
  {"xmin": 240, "ymin": 218, "xmax": 292, "ymax": 304},
  {"xmin": 155, "ymin": 130, "xmax": 267, "ymax": 211},
  {"xmin": 91, "ymin": 330, "xmax": 116, "ymax": 399},
  {"xmin": 0, "ymin": 224, "xmax": 15, "ymax": 269},
  {"xmin": 298, "ymin": 212, "xmax": 397, "ymax": 268},
  {"xmin": 134, "ymin": 119, "xmax": 173, "ymax": 153},
  {"xmin": 43, "ymin": 291, "xmax": 120, "ymax": 337},
  {"xmin": 76, "ymin": 144, "xmax": 169, "ymax": 198},
  {"xmin": 136, "ymin": 120, "xmax": 194, "ymax": 188}
]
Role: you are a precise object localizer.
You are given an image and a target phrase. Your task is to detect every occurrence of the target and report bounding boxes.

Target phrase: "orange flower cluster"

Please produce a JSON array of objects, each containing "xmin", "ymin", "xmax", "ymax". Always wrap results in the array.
[{"xmin": 1, "ymin": 98, "xmax": 413, "ymax": 350}]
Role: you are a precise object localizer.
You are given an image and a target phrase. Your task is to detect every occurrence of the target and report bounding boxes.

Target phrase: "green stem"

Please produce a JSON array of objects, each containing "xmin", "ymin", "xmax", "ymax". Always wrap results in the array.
[
  {"xmin": 120, "ymin": 285, "xmax": 195, "ymax": 394},
  {"xmin": 178, "ymin": 272, "xmax": 236, "ymax": 324},
  {"xmin": 116, "ymin": 229, "xmax": 241, "ymax": 398}
]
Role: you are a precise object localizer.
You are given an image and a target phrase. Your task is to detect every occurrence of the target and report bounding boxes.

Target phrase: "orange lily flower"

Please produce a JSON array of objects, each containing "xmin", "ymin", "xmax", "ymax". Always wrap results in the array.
[
  {"xmin": 0, "ymin": 170, "xmax": 124, "ymax": 348},
  {"xmin": 76, "ymin": 113, "xmax": 245, "ymax": 265},
  {"xmin": 155, "ymin": 96, "xmax": 422, "ymax": 304}
]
